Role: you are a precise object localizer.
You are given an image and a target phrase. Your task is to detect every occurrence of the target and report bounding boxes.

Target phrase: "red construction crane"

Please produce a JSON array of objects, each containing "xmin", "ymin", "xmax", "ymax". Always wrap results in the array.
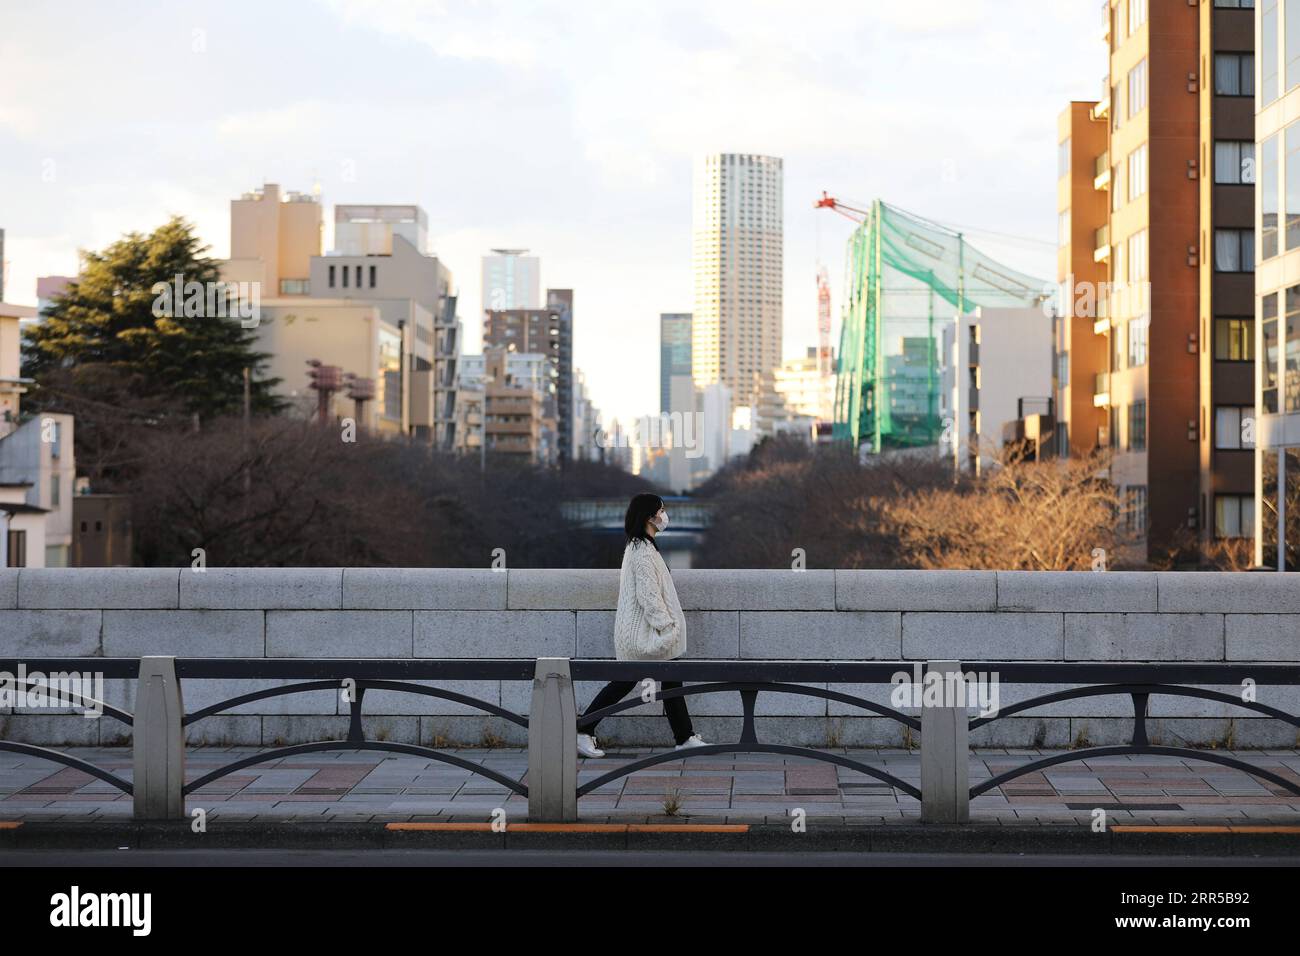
[
  {"xmin": 816, "ymin": 267, "xmax": 833, "ymax": 381},
  {"xmin": 814, "ymin": 191, "xmax": 869, "ymax": 223},
  {"xmin": 812, "ymin": 192, "xmax": 870, "ymax": 386}
]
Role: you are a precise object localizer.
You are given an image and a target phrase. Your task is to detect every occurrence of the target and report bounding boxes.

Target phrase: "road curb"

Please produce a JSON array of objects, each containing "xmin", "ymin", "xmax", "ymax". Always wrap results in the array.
[{"xmin": 0, "ymin": 821, "xmax": 1297, "ymax": 855}]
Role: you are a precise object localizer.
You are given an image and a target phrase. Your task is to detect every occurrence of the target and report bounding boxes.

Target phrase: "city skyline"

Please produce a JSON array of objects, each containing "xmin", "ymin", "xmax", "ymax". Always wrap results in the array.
[{"xmin": 0, "ymin": 0, "xmax": 1101, "ymax": 427}]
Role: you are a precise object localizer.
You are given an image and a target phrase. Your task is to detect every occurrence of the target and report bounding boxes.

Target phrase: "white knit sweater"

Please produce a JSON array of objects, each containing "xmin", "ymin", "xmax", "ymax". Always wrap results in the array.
[{"xmin": 612, "ymin": 538, "xmax": 686, "ymax": 661}]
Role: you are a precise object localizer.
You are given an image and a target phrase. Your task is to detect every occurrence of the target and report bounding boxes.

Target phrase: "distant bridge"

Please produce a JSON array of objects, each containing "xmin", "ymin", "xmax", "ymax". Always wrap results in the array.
[{"xmin": 559, "ymin": 497, "xmax": 713, "ymax": 534}]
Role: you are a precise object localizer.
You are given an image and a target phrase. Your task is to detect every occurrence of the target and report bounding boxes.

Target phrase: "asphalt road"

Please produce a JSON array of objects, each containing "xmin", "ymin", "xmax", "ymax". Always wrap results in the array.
[{"xmin": 3, "ymin": 849, "xmax": 1296, "ymax": 866}]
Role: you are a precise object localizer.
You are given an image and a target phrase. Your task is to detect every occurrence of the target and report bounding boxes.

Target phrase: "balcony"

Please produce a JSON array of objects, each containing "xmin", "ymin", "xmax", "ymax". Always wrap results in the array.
[
  {"xmin": 1093, "ymin": 372, "xmax": 1110, "ymax": 408},
  {"xmin": 1091, "ymin": 75, "xmax": 1110, "ymax": 121},
  {"xmin": 1093, "ymin": 151, "xmax": 1110, "ymax": 191},
  {"xmin": 1093, "ymin": 225, "xmax": 1110, "ymax": 263}
]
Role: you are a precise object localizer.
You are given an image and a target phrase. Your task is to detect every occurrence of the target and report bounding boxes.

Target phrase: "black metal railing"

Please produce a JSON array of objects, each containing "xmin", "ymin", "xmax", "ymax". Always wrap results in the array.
[
  {"xmin": 963, "ymin": 662, "xmax": 1300, "ymax": 799},
  {"xmin": 3, "ymin": 658, "xmax": 1299, "ymax": 819},
  {"xmin": 570, "ymin": 661, "xmax": 921, "ymax": 798}
]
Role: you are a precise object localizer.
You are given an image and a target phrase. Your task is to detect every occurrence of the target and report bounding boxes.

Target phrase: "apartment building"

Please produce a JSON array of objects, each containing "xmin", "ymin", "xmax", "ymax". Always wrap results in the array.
[
  {"xmin": 942, "ymin": 308, "xmax": 1054, "ymax": 474},
  {"xmin": 456, "ymin": 350, "xmax": 555, "ymax": 463},
  {"xmin": 1055, "ymin": 0, "xmax": 1255, "ymax": 562},
  {"xmin": 482, "ymin": 293, "xmax": 573, "ymax": 463},
  {"xmin": 1254, "ymin": 0, "xmax": 1300, "ymax": 569},
  {"xmin": 691, "ymin": 153, "xmax": 784, "ymax": 409}
]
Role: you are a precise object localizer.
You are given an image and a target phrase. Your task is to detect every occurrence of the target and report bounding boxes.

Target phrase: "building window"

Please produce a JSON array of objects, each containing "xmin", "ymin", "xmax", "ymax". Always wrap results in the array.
[
  {"xmin": 6, "ymin": 530, "xmax": 26, "ymax": 568},
  {"xmin": 1289, "ymin": 283, "xmax": 1300, "ymax": 412},
  {"xmin": 1214, "ymin": 141, "xmax": 1255, "ymax": 184},
  {"xmin": 279, "ymin": 279, "xmax": 309, "ymax": 295},
  {"xmin": 328, "ymin": 265, "xmax": 336, "ymax": 288},
  {"xmin": 1215, "ymin": 494, "xmax": 1255, "ymax": 539},
  {"xmin": 1128, "ymin": 315, "xmax": 1149, "ymax": 366},
  {"xmin": 1264, "ymin": 132, "xmax": 1280, "ymax": 259},
  {"xmin": 1215, "ymin": 405, "xmax": 1256, "ymax": 449},
  {"xmin": 1290, "ymin": 0, "xmax": 1300, "ymax": 92},
  {"xmin": 1058, "ymin": 351, "xmax": 1069, "ymax": 387},
  {"xmin": 369, "ymin": 265, "xmax": 377, "ymax": 288},
  {"xmin": 1288, "ymin": 122, "xmax": 1300, "ymax": 250},
  {"xmin": 1127, "ymin": 144, "xmax": 1148, "ymax": 200},
  {"xmin": 1128, "ymin": 400, "xmax": 1147, "ymax": 451},
  {"xmin": 1111, "ymin": 161, "xmax": 1124, "ymax": 212},
  {"xmin": 1127, "ymin": 59, "xmax": 1148, "ymax": 118},
  {"xmin": 1058, "ymin": 210, "xmax": 1071, "ymax": 246},
  {"xmin": 1214, "ymin": 53, "xmax": 1255, "ymax": 96},
  {"xmin": 342, "ymin": 265, "xmax": 349, "ymax": 288},
  {"xmin": 1264, "ymin": 0, "xmax": 1280, "ymax": 104},
  {"xmin": 1264, "ymin": 292, "xmax": 1280, "ymax": 413},
  {"xmin": 1128, "ymin": 0, "xmax": 1147, "ymax": 33},
  {"xmin": 1214, "ymin": 318, "xmax": 1254, "ymax": 361},
  {"xmin": 355, "ymin": 265, "xmax": 362, "ymax": 288},
  {"xmin": 1111, "ymin": 82, "xmax": 1122, "ymax": 132},
  {"xmin": 1213, "ymin": 229, "xmax": 1254, "ymax": 272},
  {"xmin": 49, "ymin": 474, "xmax": 59, "ymax": 507},
  {"xmin": 1113, "ymin": 322, "xmax": 1126, "ymax": 372},
  {"xmin": 1127, "ymin": 229, "xmax": 1148, "ymax": 283},
  {"xmin": 1058, "ymin": 138, "xmax": 1071, "ymax": 178},
  {"xmin": 1126, "ymin": 486, "xmax": 1148, "ymax": 535}
]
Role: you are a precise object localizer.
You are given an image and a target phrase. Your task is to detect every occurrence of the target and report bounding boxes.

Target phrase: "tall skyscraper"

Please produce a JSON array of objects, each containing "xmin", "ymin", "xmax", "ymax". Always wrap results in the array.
[
  {"xmin": 660, "ymin": 313, "xmax": 693, "ymax": 414},
  {"xmin": 481, "ymin": 249, "xmax": 541, "ymax": 311},
  {"xmin": 691, "ymin": 153, "xmax": 783, "ymax": 409},
  {"xmin": 1055, "ymin": 0, "xmax": 1255, "ymax": 563}
]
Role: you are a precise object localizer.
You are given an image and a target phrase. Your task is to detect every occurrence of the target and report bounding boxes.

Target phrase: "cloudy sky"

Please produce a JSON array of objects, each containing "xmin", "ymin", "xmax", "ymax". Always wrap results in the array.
[{"xmin": 0, "ymin": 0, "xmax": 1102, "ymax": 426}]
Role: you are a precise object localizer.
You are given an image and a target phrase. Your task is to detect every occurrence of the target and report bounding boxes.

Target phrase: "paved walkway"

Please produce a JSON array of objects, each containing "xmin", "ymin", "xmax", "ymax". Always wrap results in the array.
[{"xmin": 3, "ymin": 747, "xmax": 1299, "ymax": 826}]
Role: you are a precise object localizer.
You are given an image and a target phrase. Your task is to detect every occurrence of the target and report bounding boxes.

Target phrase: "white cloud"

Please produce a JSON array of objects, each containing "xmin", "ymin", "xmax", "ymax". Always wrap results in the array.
[{"xmin": 0, "ymin": 0, "xmax": 1102, "ymax": 428}]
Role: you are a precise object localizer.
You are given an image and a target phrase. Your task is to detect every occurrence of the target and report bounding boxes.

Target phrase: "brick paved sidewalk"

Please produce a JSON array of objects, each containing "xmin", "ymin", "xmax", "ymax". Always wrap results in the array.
[{"xmin": 2, "ymin": 747, "xmax": 1299, "ymax": 827}]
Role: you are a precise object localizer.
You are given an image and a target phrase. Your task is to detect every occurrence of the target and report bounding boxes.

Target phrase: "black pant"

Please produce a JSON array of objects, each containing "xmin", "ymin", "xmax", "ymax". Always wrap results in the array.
[{"xmin": 581, "ymin": 680, "xmax": 695, "ymax": 746}]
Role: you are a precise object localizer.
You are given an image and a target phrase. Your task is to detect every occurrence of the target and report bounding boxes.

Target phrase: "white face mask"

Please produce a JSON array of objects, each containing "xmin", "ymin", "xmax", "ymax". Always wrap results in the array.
[{"xmin": 651, "ymin": 511, "xmax": 668, "ymax": 531}]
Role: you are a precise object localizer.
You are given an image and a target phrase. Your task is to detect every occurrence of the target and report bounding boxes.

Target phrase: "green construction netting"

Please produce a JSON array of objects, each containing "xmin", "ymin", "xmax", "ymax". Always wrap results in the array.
[{"xmin": 833, "ymin": 201, "xmax": 1050, "ymax": 453}]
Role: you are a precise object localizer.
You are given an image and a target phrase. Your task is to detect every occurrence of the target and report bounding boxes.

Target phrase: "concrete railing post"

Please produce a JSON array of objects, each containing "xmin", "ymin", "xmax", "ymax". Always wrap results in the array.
[
  {"xmin": 133, "ymin": 656, "xmax": 186, "ymax": 820},
  {"xmin": 920, "ymin": 659, "xmax": 970, "ymax": 824},
  {"xmin": 528, "ymin": 657, "xmax": 576, "ymax": 822}
]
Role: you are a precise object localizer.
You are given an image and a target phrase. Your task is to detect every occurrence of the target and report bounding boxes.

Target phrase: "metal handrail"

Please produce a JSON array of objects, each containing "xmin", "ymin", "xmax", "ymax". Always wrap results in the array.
[{"xmin": 4, "ymin": 658, "xmax": 1299, "ymax": 819}]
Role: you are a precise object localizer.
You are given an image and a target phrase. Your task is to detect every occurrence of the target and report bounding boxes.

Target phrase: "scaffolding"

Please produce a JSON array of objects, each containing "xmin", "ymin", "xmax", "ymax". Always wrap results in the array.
[{"xmin": 832, "ymin": 200, "xmax": 1050, "ymax": 453}]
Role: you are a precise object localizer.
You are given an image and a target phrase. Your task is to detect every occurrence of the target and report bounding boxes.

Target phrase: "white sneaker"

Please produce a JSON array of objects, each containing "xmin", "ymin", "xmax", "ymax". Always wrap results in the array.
[
  {"xmin": 674, "ymin": 734, "xmax": 708, "ymax": 750},
  {"xmin": 576, "ymin": 733, "xmax": 605, "ymax": 758}
]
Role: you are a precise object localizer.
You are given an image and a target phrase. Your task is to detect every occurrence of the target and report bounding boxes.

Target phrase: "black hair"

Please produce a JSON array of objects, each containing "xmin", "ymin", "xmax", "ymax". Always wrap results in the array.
[{"xmin": 624, "ymin": 492, "xmax": 664, "ymax": 549}]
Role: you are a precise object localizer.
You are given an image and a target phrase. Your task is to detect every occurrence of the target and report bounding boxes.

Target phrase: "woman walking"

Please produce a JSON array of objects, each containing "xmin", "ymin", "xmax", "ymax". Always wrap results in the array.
[{"xmin": 576, "ymin": 492, "xmax": 708, "ymax": 758}]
